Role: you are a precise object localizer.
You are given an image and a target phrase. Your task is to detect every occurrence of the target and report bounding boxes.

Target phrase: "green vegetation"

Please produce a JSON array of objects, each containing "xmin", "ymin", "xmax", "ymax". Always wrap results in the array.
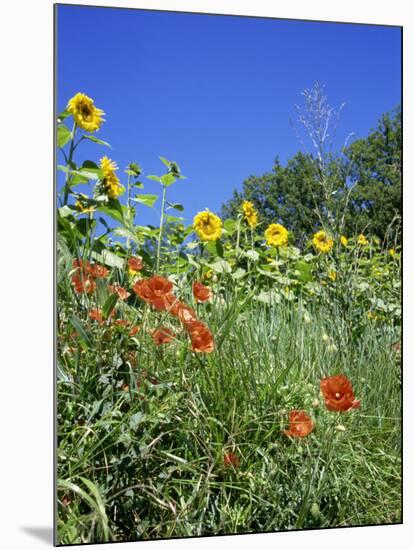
[{"xmin": 56, "ymin": 88, "xmax": 401, "ymax": 544}]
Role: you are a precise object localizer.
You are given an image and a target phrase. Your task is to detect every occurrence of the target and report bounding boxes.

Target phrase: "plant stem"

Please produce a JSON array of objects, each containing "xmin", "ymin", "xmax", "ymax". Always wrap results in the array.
[
  {"xmin": 63, "ymin": 122, "xmax": 77, "ymax": 206},
  {"xmin": 156, "ymin": 184, "xmax": 167, "ymax": 273},
  {"xmin": 235, "ymin": 217, "xmax": 241, "ymax": 259},
  {"xmin": 126, "ymin": 172, "xmax": 132, "ymax": 251}
]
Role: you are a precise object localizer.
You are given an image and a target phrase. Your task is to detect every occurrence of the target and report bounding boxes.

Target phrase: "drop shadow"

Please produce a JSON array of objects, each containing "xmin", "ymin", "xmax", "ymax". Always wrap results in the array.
[{"xmin": 20, "ymin": 526, "xmax": 54, "ymax": 545}]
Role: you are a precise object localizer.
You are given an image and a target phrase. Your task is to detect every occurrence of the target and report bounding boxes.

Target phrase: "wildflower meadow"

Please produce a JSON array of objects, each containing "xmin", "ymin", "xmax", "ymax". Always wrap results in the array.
[{"xmin": 56, "ymin": 91, "xmax": 401, "ymax": 544}]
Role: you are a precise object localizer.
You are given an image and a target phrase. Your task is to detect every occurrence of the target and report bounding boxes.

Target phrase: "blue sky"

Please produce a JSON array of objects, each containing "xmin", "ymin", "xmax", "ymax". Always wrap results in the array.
[{"xmin": 56, "ymin": 5, "xmax": 401, "ymax": 227}]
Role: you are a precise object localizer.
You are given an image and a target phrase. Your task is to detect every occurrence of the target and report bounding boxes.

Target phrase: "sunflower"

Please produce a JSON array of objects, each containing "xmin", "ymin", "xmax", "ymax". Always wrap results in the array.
[
  {"xmin": 242, "ymin": 200, "xmax": 258, "ymax": 228},
  {"xmin": 340, "ymin": 235, "xmax": 348, "ymax": 247},
  {"xmin": 313, "ymin": 230, "xmax": 333, "ymax": 254},
  {"xmin": 358, "ymin": 234, "xmax": 368, "ymax": 246},
  {"xmin": 67, "ymin": 92, "xmax": 105, "ymax": 132},
  {"xmin": 100, "ymin": 156, "xmax": 123, "ymax": 199},
  {"xmin": 193, "ymin": 211, "xmax": 222, "ymax": 241},
  {"xmin": 75, "ymin": 200, "xmax": 96, "ymax": 215},
  {"xmin": 264, "ymin": 223, "xmax": 289, "ymax": 247}
]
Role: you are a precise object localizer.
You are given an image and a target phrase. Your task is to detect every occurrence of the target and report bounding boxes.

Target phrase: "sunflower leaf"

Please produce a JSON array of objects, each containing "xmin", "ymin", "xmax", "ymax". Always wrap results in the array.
[{"xmin": 83, "ymin": 135, "xmax": 112, "ymax": 148}]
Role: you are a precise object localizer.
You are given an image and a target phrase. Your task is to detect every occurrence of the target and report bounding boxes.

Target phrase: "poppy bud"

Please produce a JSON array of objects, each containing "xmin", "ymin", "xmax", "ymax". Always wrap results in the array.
[{"xmin": 311, "ymin": 503, "xmax": 320, "ymax": 518}]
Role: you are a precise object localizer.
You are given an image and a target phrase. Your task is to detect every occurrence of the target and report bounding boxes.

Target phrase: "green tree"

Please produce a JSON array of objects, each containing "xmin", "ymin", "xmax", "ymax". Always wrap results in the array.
[
  {"xmin": 343, "ymin": 106, "xmax": 401, "ymax": 242},
  {"xmin": 222, "ymin": 106, "xmax": 401, "ymax": 246}
]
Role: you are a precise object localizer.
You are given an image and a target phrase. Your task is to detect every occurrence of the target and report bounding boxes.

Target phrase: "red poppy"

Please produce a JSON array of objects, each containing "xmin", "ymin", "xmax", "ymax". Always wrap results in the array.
[
  {"xmin": 71, "ymin": 272, "xmax": 96, "ymax": 294},
  {"xmin": 193, "ymin": 281, "xmax": 212, "ymax": 303},
  {"xmin": 320, "ymin": 375, "xmax": 361, "ymax": 412},
  {"xmin": 133, "ymin": 276, "xmax": 175, "ymax": 311},
  {"xmin": 282, "ymin": 410, "xmax": 315, "ymax": 438},
  {"xmin": 151, "ymin": 326, "xmax": 175, "ymax": 345},
  {"xmin": 108, "ymin": 283, "xmax": 131, "ymax": 300},
  {"xmin": 88, "ymin": 263, "xmax": 110, "ymax": 278},
  {"xmin": 169, "ymin": 300, "xmax": 197, "ymax": 324},
  {"xmin": 72, "ymin": 258, "xmax": 92, "ymax": 273},
  {"xmin": 186, "ymin": 320, "xmax": 214, "ymax": 353},
  {"xmin": 89, "ymin": 308, "xmax": 104, "ymax": 324},
  {"xmin": 128, "ymin": 256, "xmax": 143, "ymax": 272},
  {"xmin": 223, "ymin": 452, "xmax": 240, "ymax": 468},
  {"xmin": 129, "ymin": 325, "xmax": 141, "ymax": 337}
]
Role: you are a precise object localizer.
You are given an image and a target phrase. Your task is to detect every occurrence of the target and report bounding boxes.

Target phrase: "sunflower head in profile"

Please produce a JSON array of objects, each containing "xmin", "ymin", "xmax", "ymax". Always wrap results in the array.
[
  {"xmin": 193, "ymin": 210, "xmax": 222, "ymax": 241},
  {"xmin": 99, "ymin": 156, "xmax": 123, "ymax": 199},
  {"xmin": 264, "ymin": 223, "xmax": 289, "ymax": 247},
  {"xmin": 242, "ymin": 200, "xmax": 258, "ymax": 228},
  {"xmin": 312, "ymin": 230, "xmax": 333, "ymax": 254},
  {"xmin": 67, "ymin": 92, "xmax": 105, "ymax": 132}
]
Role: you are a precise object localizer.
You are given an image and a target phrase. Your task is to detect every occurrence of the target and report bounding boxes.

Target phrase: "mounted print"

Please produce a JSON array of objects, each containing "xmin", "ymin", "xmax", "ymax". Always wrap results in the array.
[{"xmin": 55, "ymin": 3, "xmax": 402, "ymax": 545}]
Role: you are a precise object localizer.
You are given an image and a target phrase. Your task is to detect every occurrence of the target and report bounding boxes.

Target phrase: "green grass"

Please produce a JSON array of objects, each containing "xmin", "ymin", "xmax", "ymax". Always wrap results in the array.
[{"xmin": 56, "ymin": 286, "xmax": 401, "ymax": 544}]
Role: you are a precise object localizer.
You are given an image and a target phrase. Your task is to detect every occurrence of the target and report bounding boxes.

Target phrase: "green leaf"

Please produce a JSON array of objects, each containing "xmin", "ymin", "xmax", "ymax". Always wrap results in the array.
[
  {"xmin": 69, "ymin": 315, "xmax": 92, "ymax": 349},
  {"xmin": 243, "ymin": 249, "xmax": 260, "ymax": 262},
  {"xmin": 58, "ymin": 205, "xmax": 76, "ymax": 218},
  {"xmin": 160, "ymin": 173, "xmax": 176, "ymax": 187},
  {"xmin": 254, "ymin": 290, "xmax": 281, "ymax": 305},
  {"xmin": 146, "ymin": 175, "xmax": 162, "ymax": 183},
  {"xmin": 82, "ymin": 160, "xmax": 99, "ymax": 169},
  {"xmin": 113, "ymin": 227, "xmax": 140, "ymax": 244},
  {"xmin": 57, "ymin": 124, "xmax": 72, "ymax": 148},
  {"xmin": 159, "ymin": 155, "xmax": 171, "ymax": 168},
  {"xmin": 232, "ymin": 267, "xmax": 246, "ymax": 280},
  {"xmin": 167, "ymin": 202, "xmax": 184, "ymax": 212},
  {"xmin": 98, "ymin": 199, "xmax": 124, "ymax": 224},
  {"xmin": 223, "ymin": 218, "xmax": 237, "ymax": 235},
  {"xmin": 132, "ymin": 194, "xmax": 159, "ymax": 208},
  {"xmin": 102, "ymin": 293, "xmax": 118, "ymax": 319},
  {"xmin": 130, "ymin": 412, "xmax": 145, "ymax": 429},
  {"xmin": 72, "ymin": 168, "xmax": 100, "ymax": 181},
  {"xmin": 210, "ymin": 259, "xmax": 232, "ymax": 273},
  {"xmin": 295, "ymin": 261, "xmax": 313, "ymax": 282},
  {"xmin": 91, "ymin": 249, "xmax": 124, "ymax": 270},
  {"xmin": 206, "ymin": 240, "xmax": 224, "ymax": 258},
  {"xmin": 165, "ymin": 215, "xmax": 184, "ymax": 223},
  {"xmin": 83, "ymin": 135, "xmax": 111, "ymax": 148},
  {"xmin": 57, "ymin": 109, "xmax": 71, "ymax": 122}
]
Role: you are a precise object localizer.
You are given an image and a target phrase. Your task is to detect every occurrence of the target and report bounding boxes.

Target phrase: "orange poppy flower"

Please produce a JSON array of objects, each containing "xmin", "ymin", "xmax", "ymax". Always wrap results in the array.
[
  {"xmin": 128, "ymin": 256, "xmax": 143, "ymax": 272},
  {"xmin": 108, "ymin": 283, "xmax": 131, "ymax": 300},
  {"xmin": 88, "ymin": 263, "xmax": 110, "ymax": 278},
  {"xmin": 151, "ymin": 326, "xmax": 175, "ymax": 345},
  {"xmin": 282, "ymin": 410, "xmax": 315, "ymax": 438},
  {"xmin": 71, "ymin": 272, "xmax": 96, "ymax": 294},
  {"xmin": 129, "ymin": 325, "xmax": 141, "ymax": 337},
  {"xmin": 89, "ymin": 308, "xmax": 104, "ymax": 324},
  {"xmin": 133, "ymin": 276, "xmax": 175, "ymax": 311},
  {"xmin": 186, "ymin": 320, "xmax": 214, "ymax": 353},
  {"xmin": 193, "ymin": 281, "xmax": 212, "ymax": 303},
  {"xmin": 72, "ymin": 258, "xmax": 87, "ymax": 271},
  {"xmin": 320, "ymin": 375, "xmax": 361, "ymax": 412},
  {"xmin": 223, "ymin": 452, "xmax": 240, "ymax": 468},
  {"xmin": 168, "ymin": 300, "xmax": 197, "ymax": 324}
]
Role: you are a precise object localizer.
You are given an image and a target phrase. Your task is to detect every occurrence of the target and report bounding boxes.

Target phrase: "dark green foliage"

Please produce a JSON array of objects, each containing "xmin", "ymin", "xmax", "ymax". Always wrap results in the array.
[
  {"xmin": 222, "ymin": 107, "xmax": 401, "ymax": 245},
  {"xmin": 344, "ymin": 106, "xmax": 401, "ymax": 240}
]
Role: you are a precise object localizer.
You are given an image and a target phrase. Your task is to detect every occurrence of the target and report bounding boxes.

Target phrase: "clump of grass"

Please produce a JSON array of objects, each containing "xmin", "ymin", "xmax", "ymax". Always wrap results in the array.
[{"xmin": 57, "ymin": 286, "xmax": 401, "ymax": 544}]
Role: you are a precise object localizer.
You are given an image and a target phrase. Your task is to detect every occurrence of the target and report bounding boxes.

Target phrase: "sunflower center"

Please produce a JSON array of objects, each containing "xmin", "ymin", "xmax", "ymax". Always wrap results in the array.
[{"xmin": 80, "ymin": 103, "xmax": 93, "ymax": 120}]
